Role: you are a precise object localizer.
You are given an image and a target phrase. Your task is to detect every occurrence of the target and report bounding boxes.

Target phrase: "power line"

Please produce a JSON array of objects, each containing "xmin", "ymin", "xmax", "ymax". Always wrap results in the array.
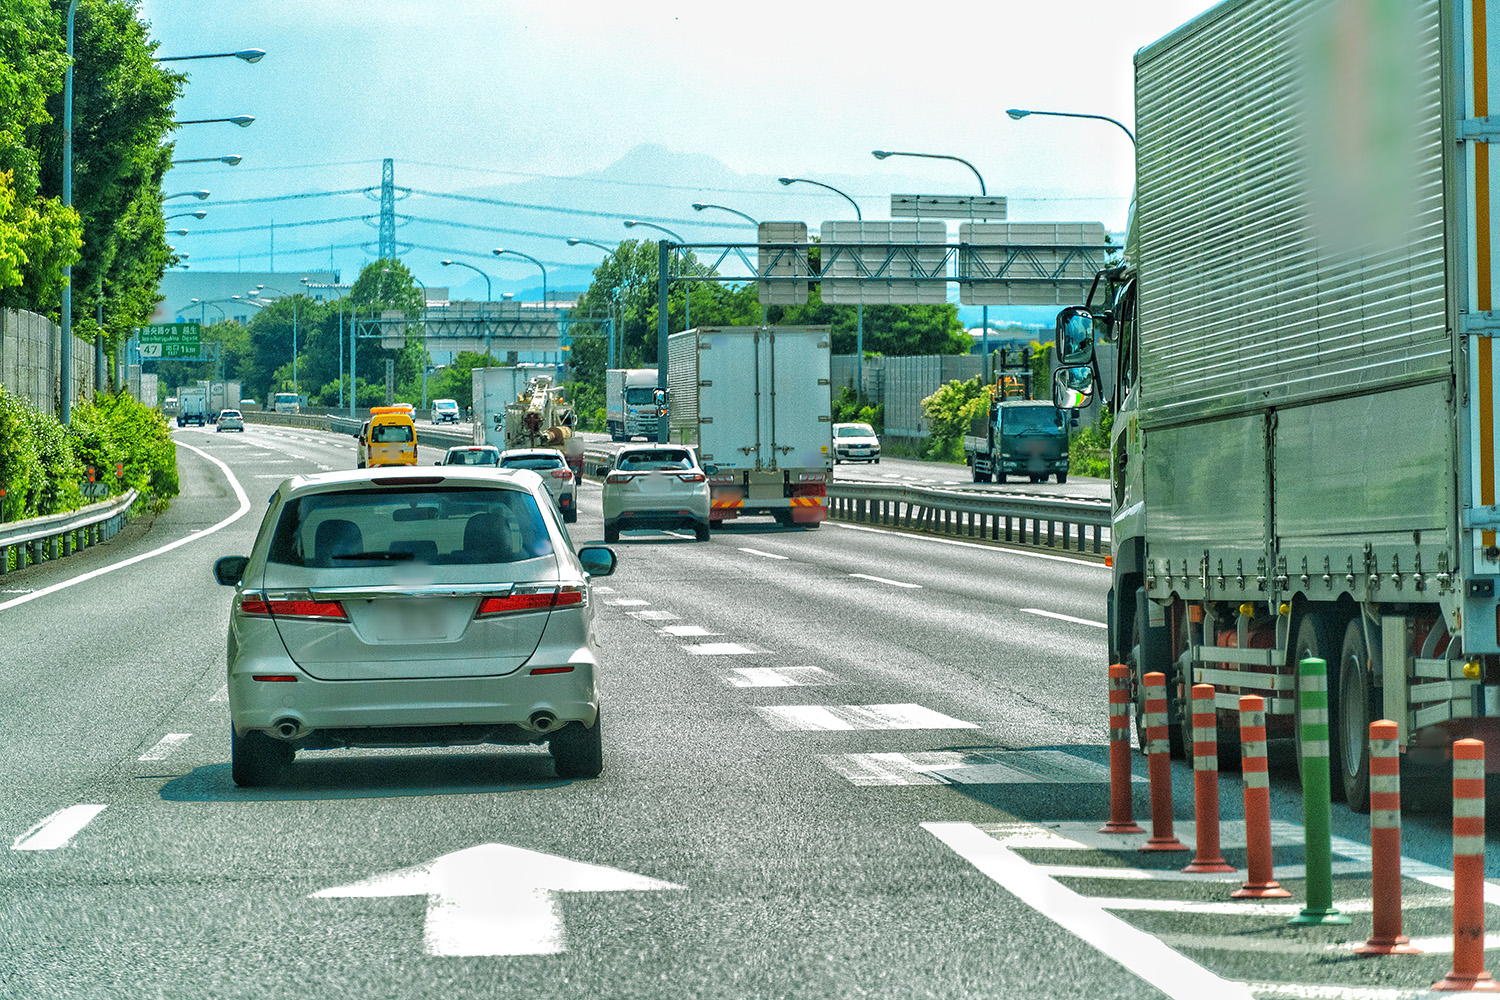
[
  {"xmin": 193, "ymin": 215, "xmax": 367, "ymax": 234},
  {"xmin": 199, "ymin": 188, "xmax": 367, "ymax": 207},
  {"xmin": 406, "ymin": 188, "xmax": 720, "ymax": 228}
]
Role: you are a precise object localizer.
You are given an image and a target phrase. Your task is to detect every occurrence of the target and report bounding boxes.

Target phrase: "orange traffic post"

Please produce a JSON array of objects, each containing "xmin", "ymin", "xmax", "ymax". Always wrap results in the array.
[
  {"xmin": 1140, "ymin": 671, "xmax": 1187, "ymax": 852},
  {"xmin": 1433, "ymin": 739, "xmax": 1497, "ymax": 991},
  {"xmin": 1183, "ymin": 684, "xmax": 1234, "ymax": 872},
  {"xmin": 1101, "ymin": 664, "xmax": 1144, "ymax": 834},
  {"xmin": 1356, "ymin": 720, "xmax": 1420, "ymax": 955},
  {"xmin": 1233, "ymin": 694, "xmax": 1289, "ymax": 898}
]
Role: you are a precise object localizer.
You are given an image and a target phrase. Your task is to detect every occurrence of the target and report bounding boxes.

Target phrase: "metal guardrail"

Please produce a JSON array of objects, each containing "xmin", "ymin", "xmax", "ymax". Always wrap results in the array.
[
  {"xmin": 825, "ymin": 481, "xmax": 1110, "ymax": 555},
  {"xmin": 0, "ymin": 489, "xmax": 138, "ymax": 575}
]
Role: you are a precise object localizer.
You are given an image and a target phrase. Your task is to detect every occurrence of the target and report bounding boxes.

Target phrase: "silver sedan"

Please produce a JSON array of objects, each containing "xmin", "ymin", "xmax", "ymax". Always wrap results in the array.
[{"xmin": 212, "ymin": 466, "xmax": 616, "ymax": 786}]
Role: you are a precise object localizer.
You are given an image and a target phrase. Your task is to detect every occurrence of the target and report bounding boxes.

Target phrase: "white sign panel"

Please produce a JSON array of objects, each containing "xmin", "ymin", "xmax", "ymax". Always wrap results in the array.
[
  {"xmin": 891, "ymin": 194, "xmax": 1008, "ymax": 220},
  {"xmin": 820, "ymin": 220, "xmax": 948, "ymax": 305},
  {"xmin": 757, "ymin": 221, "xmax": 809, "ymax": 306},
  {"xmin": 958, "ymin": 222, "xmax": 1109, "ymax": 306}
]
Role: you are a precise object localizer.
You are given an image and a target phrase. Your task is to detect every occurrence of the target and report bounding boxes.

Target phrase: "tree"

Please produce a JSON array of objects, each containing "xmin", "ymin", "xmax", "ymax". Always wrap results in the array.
[
  {"xmin": 920, "ymin": 377, "xmax": 987, "ymax": 461},
  {"xmin": 424, "ymin": 350, "xmax": 500, "ymax": 410}
]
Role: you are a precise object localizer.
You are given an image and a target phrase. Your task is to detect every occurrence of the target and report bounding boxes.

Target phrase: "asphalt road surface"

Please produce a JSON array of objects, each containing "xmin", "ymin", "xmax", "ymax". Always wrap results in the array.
[{"xmin": 0, "ymin": 423, "xmax": 1491, "ymax": 999}]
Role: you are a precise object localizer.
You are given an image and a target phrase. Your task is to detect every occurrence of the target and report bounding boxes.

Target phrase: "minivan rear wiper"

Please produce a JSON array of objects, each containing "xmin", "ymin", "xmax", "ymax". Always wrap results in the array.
[{"xmin": 332, "ymin": 551, "xmax": 415, "ymax": 561}]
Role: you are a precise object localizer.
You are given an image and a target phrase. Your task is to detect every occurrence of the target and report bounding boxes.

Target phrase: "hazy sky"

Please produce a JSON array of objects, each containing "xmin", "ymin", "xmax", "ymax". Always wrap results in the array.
[{"xmin": 143, "ymin": 0, "xmax": 1222, "ymax": 294}]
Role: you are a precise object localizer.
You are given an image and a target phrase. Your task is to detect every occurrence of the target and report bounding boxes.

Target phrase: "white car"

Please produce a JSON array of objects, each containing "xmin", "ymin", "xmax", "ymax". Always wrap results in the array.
[
  {"xmin": 216, "ymin": 409, "xmax": 245, "ymax": 432},
  {"xmin": 833, "ymin": 422, "xmax": 881, "ymax": 464},
  {"xmin": 432, "ymin": 399, "xmax": 461, "ymax": 424},
  {"xmin": 211, "ymin": 466, "xmax": 616, "ymax": 786},
  {"xmin": 601, "ymin": 445, "xmax": 711, "ymax": 542},
  {"xmin": 499, "ymin": 448, "xmax": 577, "ymax": 523},
  {"xmin": 441, "ymin": 445, "xmax": 500, "ymax": 467}
]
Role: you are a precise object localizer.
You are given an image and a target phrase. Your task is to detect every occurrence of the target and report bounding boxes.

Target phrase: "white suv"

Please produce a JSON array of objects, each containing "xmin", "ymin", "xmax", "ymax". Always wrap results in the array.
[{"xmin": 431, "ymin": 399, "xmax": 460, "ymax": 424}]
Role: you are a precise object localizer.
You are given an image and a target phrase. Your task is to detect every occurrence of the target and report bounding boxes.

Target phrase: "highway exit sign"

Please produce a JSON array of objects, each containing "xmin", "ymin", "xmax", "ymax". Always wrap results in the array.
[{"xmin": 138, "ymin": 322, "xmax": 201, "ymax": 359}]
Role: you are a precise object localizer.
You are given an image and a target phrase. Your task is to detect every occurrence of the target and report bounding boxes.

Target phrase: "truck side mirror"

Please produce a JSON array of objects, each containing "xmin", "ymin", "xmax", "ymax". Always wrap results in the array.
[
  {"xmin": 1053, "ymin": 366, "xmax": 1095, "ymax": 410},
  {"xmin": 1054, "ymin": 306, "xmax": 1097, "ymax": 366}
]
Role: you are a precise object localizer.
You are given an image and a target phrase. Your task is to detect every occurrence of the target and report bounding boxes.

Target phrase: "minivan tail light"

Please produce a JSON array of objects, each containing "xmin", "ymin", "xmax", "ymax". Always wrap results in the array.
[
  {"xmin": 238, "ymin": 593, "xmax": 347, "ymax": 620},
  {"xmin": 476, "ymin": 591, "xmax": 557, "ymax": 617}
]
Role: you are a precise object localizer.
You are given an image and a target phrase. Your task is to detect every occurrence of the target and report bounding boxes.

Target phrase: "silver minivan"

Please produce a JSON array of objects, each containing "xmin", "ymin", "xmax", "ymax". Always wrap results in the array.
[{"xmin": 213, "ymin": 466, "xmax": 615, "ymax": 786}]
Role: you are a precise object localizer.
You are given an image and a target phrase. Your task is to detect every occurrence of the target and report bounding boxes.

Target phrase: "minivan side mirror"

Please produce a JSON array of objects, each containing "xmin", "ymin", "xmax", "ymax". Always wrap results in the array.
[
  {"xmin": 577, "ymin": 546, "xmax": 617, "ymax": 577},
  {"xmin": 1055, "ymin": 305, "xmax": 1098, "ymax": 366},
  {"xmin": 214, "ymin": 555, "xmax": 249, "ymax": 586},
  {"xmin": 1052, "ymin": 366, "xmax": 1096, "ymax": 411}
]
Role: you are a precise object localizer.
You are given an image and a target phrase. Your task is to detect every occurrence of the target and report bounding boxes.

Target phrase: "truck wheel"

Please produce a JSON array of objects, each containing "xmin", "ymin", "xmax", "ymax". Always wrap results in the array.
[
  {"xmin": 1129, "ymin": 586, "xmax": 1184, "ymax": 758},
  {"xmin": 1056, "ymin": 472, "xmax": 1068, "ymax": 484},
  {"xmin": 604, "ymin": 521, "xmax": 620, "ymax": 543},
  {"xmin": 564, "ymin": 507, "xmax": 578, "ymax": 524},
  {"xmin": 694, "ymin": 522, "xmax": 710, "ymax": 541},
  {"xmin": 1291, "ymin": 606, "xmax": 1347, "ymax": 800},
  {"xmin": 231, "ymin": 728, "xmax": 292, "ymax": 787},
  {"xmin": 994, "ymin": 470, "xmax": 1007, "ymax": 484},
  {"xmin": 1338, "ymin": 620, "xmax": 1376, "ymax": 813}
]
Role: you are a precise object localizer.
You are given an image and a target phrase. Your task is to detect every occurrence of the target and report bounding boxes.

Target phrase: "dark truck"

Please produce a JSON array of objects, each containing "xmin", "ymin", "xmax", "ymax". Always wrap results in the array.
[{"xmin": 965, "ymin": 399, "xmax": 1069, "ymax": 484}]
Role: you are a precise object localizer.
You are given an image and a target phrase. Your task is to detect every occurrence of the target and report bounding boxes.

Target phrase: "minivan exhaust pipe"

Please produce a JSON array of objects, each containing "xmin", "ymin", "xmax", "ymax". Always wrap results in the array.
[
  {"xmin": 528, "ymin": 711, "xmax": 558, "ymax": 733},
  {"xmin": 273, "ymin": 717, "xmax": 306, "ymax": 739}
]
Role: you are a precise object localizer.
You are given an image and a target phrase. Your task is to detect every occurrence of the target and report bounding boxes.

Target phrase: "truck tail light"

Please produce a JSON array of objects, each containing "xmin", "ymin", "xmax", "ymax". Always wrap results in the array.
[
  {"xmin": 606, "ymin": 471, "xmax": 637, "ymax": 484},
  {"xmin": 797, "ymin": 473, "xmax": 828, "ymax": 484},
  {"xmin": 677, "ymin": 472, "xmax": 706, "ymax": 483},
  {"xmin": 792, "ymin": 483, "xmax": 826, "ymax": 498}
]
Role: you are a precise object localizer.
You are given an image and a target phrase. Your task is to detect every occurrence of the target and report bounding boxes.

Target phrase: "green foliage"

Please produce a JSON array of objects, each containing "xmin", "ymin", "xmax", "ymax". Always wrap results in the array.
[
  {"xmin": 424, "ymin": 351, "xmax": 499, "ymax": 410},
  {"xmin": 563, "ymin": 379, "xmax": 603, "ymax": 432},
  {"xmin": 832, "ymin": 387, "xmax": 883, "ymax": 432},
  {"xmin": 920, "ymin": 377, "xmax": 987, "ymax": 462},
  {"xmin": 1070, "ymin": 410, "xmax": 1113, "ymax": 479}
]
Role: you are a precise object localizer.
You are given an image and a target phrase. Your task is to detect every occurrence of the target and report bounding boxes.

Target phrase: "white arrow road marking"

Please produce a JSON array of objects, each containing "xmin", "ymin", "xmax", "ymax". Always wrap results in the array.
[
  {"xmin": 312, "ymin": 844, "xmax": 682, "ymax": 956},
  {"xmin": 12, "ymin": 805, "xmax": 107, "ymax": 851},
  {"xmin": 848, "ymin": 573, "xmax": 921, "ymax": 589},
  {"xmin": 738, "ymin": 547, "xmax": 789, "ymax": 560},
  {"xmin": 923, "ymin": 822, "xmax": 1254, "ymax": 1000},
  {"xmin": 1020, "ymin": 608, "xmax": 1107, "ymax": 628},
  {"xmin": 757, "ymin": 704, "xmax": 976, "ymax": 731}
]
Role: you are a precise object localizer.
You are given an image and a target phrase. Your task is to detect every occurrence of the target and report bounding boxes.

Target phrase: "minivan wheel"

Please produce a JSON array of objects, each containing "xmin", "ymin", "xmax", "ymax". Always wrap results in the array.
[
  {"xmin": 551, "ymin": 713, "xmax": 602, "ymax": 779},
  {"xmin": 231, "ymin": 728, "xmax": 292, "ymax": 787}
]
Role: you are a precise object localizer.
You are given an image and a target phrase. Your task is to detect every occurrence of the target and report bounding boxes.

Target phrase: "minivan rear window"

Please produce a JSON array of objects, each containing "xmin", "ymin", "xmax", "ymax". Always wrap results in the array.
[{"xmin": 267, "ymin": 487, "xmax": 552, "ymax": 567}]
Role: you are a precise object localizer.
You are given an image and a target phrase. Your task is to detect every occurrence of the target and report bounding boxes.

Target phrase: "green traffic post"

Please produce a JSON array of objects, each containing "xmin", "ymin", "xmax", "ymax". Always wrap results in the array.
[{"xmin": 1289, "ymin": 656, "xmax": 1350, "ymax": 926}]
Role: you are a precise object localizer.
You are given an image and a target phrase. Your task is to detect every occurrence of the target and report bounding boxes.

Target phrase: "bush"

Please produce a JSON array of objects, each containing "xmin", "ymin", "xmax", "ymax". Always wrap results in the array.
[
  {"xmin": 919, "ymin": 377, "xmax": 987, "ymax": 462},
  {"xmin": 832, "ymin": 387, "xmax": 883, "ymax": 432},
  {"xmin": 1070, "ymin": 411, "xmax": 1113, "ymax": 479}
]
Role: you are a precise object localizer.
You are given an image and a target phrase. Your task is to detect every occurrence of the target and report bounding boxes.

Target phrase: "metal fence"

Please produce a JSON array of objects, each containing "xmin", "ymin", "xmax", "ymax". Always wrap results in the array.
[
  {"xmin": 0, "ymin": 489, "xmax": 137, "ymax": 574},
  {"xmin": 0, "ymin": 308, "xmax": 96, "ymax": 416}
]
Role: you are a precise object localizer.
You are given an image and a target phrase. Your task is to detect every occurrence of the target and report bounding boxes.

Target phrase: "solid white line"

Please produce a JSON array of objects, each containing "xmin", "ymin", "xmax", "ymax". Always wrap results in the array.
[
  {"xmin": 923, "ymin": 822, "xmax": 1254, "ymax": 1000},
  {"xmin": 12, "ymin": 805, "xmax": 108, "ymax": 851},
  {"xmin": 139, "ymin": 733, "xmax": 192, "ymax": 761},
  {"xmin": 833, "ymin": 521, "xmax": 1106, "ymax": 569},
  {"xmin": 1021, "ymin": 608, "xmax": 1108, "ymax": 629},
  {"xmin": 738, "ymin": 547, "xmax": 789, "ymax": 560},
  {"xmin": 0, "ymin": 440, "xmax": 252, "ymax": 613},
  {"xmin": 849, "ymin": 573, "xmax": 922, "ymax": 589}
]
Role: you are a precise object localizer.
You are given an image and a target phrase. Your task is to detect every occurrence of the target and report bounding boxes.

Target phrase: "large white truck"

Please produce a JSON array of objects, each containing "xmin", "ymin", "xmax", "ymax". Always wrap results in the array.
[
  {"xmin": 1059, "ymin": 0, "xmax": 1499, "ymax": 812},
  {"xmin": 177, "ymin": 386, "xmax": 208, "ymax": 427},
  {"xmin": 667, "ymin": 326, "xmax": 832, "ymax": 528},
  {"xmin": 472, "ymin": 367, "xmax": 583, "ymax": 480},
  {"xmin": 605, "ymin": 368, "xmax": 661, "ymax": 441},
  {"xmin": 471, "ymin": 367, "xmax": 532, "ymax": 448},
  {"xmin": 207, "ymin": 380, "xmax": 240, "ymax": 422}
]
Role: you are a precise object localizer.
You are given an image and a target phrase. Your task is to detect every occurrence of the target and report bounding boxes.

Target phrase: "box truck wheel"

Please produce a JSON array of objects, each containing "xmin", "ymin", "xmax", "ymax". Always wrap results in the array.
[
  {"xmin": 1291, "ymin": 605, "xmax": 1348, "ymax": 800},
  {"xmin": 1056, "ymin": 472, "xmax": 1068, "ymax": 484},
  {"xmin": 1130, "ymin": 586, "xmax": 1184, "ymax": 758},
  {"xmin": 1337, "ymin": 620, "xmax": 1376, "ymax": 813}
]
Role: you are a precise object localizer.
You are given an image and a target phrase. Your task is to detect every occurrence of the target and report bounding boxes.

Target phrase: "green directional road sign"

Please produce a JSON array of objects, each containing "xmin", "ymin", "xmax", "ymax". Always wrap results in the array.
[{"xmin": 138, "ymin": 322, "xmax": 201, "ymax": 359}]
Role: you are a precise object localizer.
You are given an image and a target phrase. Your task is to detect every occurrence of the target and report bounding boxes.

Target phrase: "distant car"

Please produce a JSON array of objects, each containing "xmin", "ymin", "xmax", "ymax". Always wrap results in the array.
[
  {"xmin": 499, "ymin": 448, "xmax": 577, "ymax": 523},
  {"xmin": 601, "ymin": 444, "xmax": 710, "ymax": 542},
  {"xmin": 216, "ymin": 409, "xmax": 245, "ymax": 432},
  {"xmin": 832, "ymin": 422, "xmax": 881, "ymax": 464},
  {"xmin": 440, "ymin": 445, "xmax": 500, "ymax": 466},
  {"xmin": 240, "ymin": 398, "xmax": 257, "ymax": 408},
  {"xmin": 211, "ymin": 465, "xmax": 617, "ymax": 786},
  {"xmin": 431, "ymin": 399, "xmax": 461, "ymax": 424}
]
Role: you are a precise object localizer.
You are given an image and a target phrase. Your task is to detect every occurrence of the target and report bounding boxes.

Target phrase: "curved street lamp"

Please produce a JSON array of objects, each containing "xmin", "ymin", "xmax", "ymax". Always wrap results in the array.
[
  {"xmin": 166, "ymin": 210, "xmax": 207, "ymax": 221},
  {"xmin": 567, "ymin": 237, "xmax": 617, "ymax": 254},
  {"xmin": 778, "ymin": 176, "xmax": 864, "ymax": 391},
  {"xmin": 440, "ymin": 259, "xmax": 492, "ymax": 302},
  {"xmin": 870, "ymin": 149, "xmax": 987, "ymax": 194},
  {"xmin": 171, "ymin": 155, "xmax": 242, "ymax": 166},
  {"xmin": 165, "ymin": 189, "xmax": 210, "ymax": 201},
  {"xmin": 776, "ymin": 177, "xmax": 861, "ymax": 220},
  {"xmin": 491, "ymin": 248, "xmax": 548, "ymax": 306},
  {"xmin": 1005, "ymin": 108, "xmax": 1136, "ymax": 147},
  {"xmin": 623, "ymin": 221, "xmax": 690, "ymax": 332},
  {"xmin": 176, "ymin": 115, "xmax": 255, "ymax": 128},
  {"xmin": 622, "ymin": 220, "xmax": 685, "ymax": 243},
  {"xmin": 691, "ymin": 202, "xmax": 759, "ymax": 227},
  {"xmin": 157, "ymin": 49, "xmax": 265, "ymax": 63},
  {"xmin": 566, "ymin": 239, "xmax": 624, "ymax": 366}
]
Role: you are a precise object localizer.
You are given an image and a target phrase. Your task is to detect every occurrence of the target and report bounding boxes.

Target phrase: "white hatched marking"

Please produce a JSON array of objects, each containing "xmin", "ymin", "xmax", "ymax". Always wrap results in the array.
[
  {"xmin": 756, "ymin": 703, "xmax": 976, "ymax": 731},
  {"xmin": 139, "ymin": 733, "xmax": 191, "ymax": 761},
  {"xmin": 210, "ymin": 683, "xmax": 228, "ymax": 702},
  {"xmin": 727, "ymin": 666, "xmax": 837, "ymax": 688},
  {"xmin": 738, "ymin": 547, "xmax": 789, "ymax": 560},
  {"xmin": 606, "ymin": 598, "xmax": 650, "ymax": 607},
  {"xmin": 1020, "ymin": 608, "xmax": 1107, "ymax": 629},
  {"xmin": 848, "ymin": 573, "xmax": 921, "ymax": 589},
  {"xmin": 820, "ymin": 749, "xmax": 1143, "ymax": 786},
  {"xmin": 1240, "ymin": 984, "xmax": 1422, "ymax": 1000},
  {"xmin": 659, "ymin": 625, "xmax": 720, "ymax": 637},
  {"xmin": 626, "ymin": 610, "xmax": 678, "ymax": 622},
  {"xmin": 592, "ymin": 585, "xmax": 616, "ymax": 593},
  {"xmin": 12, "ymin": 805, "xmax": 108, "ymax": 851},
  {"xmin": 682, "ymin": 642, "xmax": 758, "ymax": 656}
]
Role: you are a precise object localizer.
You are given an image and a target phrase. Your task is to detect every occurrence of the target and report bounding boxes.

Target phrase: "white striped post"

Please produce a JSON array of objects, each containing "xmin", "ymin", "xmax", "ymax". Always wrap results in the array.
[
  {"xmin": 1356, "ymin": 719, "xmax": 1419, "ymax": 955},
  {"xmin": 1233, "ymin": 694, "xmax": 1288, "ymax": 898},
  {"xmin": 1140, "ymin": 671, "xmax": 1187, "ymax": 852},
  {"xmin": 1433, "ymin": 739, "xmax": 1494, "ymax": 991},
  {"xmin": 1183, "ymin": 683, "xmax": 1234, "ymax": 872},
  {"xmin": 1101, "ymin": 663, "xmax": 1144, "ymax": 834}
]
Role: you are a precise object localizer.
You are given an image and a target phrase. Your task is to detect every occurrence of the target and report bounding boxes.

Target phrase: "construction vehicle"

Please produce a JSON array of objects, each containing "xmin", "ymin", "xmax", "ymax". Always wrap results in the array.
[
  {"xmin": 472, "ymin": 371, "xmax": 583, "ymax": 483},
  {"xmin": 1058, "ymin": 0, "xmax": 1498, "ymax": 812},
  {"xmin": 667, "ymin": 326, "xmax": 832, "ymax": 528}
]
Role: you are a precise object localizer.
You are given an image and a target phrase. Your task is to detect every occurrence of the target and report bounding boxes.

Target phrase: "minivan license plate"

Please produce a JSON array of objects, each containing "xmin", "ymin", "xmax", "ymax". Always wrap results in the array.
[{"xmin": 371, "ymin": 599, "xmax": 449, "ymax": 641}]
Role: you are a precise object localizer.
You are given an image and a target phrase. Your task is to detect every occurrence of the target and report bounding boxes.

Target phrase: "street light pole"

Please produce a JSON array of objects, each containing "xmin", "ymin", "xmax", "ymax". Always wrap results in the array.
[
  {"xmin": 1005, "ymin": 108, "xmax": 1136, "ymax": 146},
  {"xmin": 491, "ymin": 248, "xmax": 547, "ymax": 306},
  {"xmin": 442, "ymin": 259, "xmax": 494, "ymax": 361},
  {"xmin": 779, "ymin": 176, "xmax": 864, "ymax": 398},
  {"xmin": 691, "ymin": 202, "xmax": 759, "ymax": 227},
  {"xmin": 156, "ymin": 49, "xmax": 265, "ymax": 63},
  {"xmin": 567, "ymin": 238, "xmax": 621, "ymax": 365},
  {"xmin": 61, "ymin": 0, "xmax": 80, "ymax": 423},
  {"xmin": 175, "ymin": 115, "xmax": 254, "ymax": 127},
  {"xmin": 164, "ymin": 190, "xmax": 210, "ymax": 201},
  {"xmin": 170, "ymin": 155, "xmax": 242, "ymax": 166},
  {"xmin": 254, "ymin": 284, "xmax": 298, "ymax": 394}
]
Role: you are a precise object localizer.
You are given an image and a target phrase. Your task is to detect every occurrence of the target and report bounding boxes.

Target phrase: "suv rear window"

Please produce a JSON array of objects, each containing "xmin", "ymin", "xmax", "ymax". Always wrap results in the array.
[
  {"xmin": 618, "ymin": 450, "xmax": 693, "ymax": 471},
  {"xmin": 267, "ymin": 487, "xmax": 552, "ymax": 567},
  {"xmin": 445, "ymin": 449, "xmax": 498, "ymax": 465}
]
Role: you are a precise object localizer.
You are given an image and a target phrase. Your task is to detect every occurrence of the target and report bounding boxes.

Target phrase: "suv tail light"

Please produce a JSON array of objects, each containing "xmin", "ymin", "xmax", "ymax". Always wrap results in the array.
[
  {"xmin": 605, "ymin": 471, "xmax": 637, "ymax": 484},
  {"xmin": 239, "ymin": 592, "xmax": 347, "ymax": 620},
  {"xmin": 550, "ymin": 468, "xmax": 575, "ymax": 480},
  {"xmin": 677, "ymin": 472, "xmax": 706, "ymax": 483}
]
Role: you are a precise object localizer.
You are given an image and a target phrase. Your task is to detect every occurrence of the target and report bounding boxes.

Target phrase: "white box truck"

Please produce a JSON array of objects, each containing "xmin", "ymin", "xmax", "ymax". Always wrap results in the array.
[
  {"xmin": 1060, "ymin": 0, "xmax": 1500, "ymax": 811},
  {"xmin": 177, "ymin": 386, "xmax": 208, "ymax": 427},
  {"xmin": 668, "ymin": 326, "xmax": 832, "ymax": 528},
  {"xmin": 605, "ymin": 368, "xmax": 661, "ymax": 441},
  {"xmin": 471, "ymin": 367, "xmax": 531, "ymax": 448},
  {"xmin": 207, "ymin": 380, "xmax": 240, "ymax": 422}
]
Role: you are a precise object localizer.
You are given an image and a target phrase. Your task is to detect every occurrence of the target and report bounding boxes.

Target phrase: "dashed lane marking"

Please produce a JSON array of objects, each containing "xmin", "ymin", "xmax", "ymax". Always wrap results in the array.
[
  {"xmin": 12, "ymin": 805, "xmax": 108, "ymax": 851},
  {"xmin": 848, "ymin": 573, "xmax": 922, "ymax": 589},
  {"xmin": 738, "ymin": 547, "xmax": 789, "ymax": 560},
  {"xmin": 1020, "ymin": 608, "xmax": 1108, "ymax": 629},
  {"xmin": 626, "ymin": 610, "xmax": 679, "ymax": 622},
  {"xmin": 756, "ymin": 703, "xmax": 977, "ymax": 731},
  {"xmin": 592, "ymin": 585, "xmax": 616, "ymax": 593},
  {"xmin": 924, "ymin": 822, "xmax": 1254, "ymax": 1000},
  {"xmin": 660, "ymin": 625, "xmax": 720, "ymax": 637},
  {"xmin": 138, "ymin": 733, "xmax": 191, "ymax": 761},
  {"xmin": 682, "ymin": 642, "xmax": 758, "ymax": 655},
  {"xmin": 819, "ymin": 749, "xmax": 1145, "ymax": 786},
  {"xmin": 606, "ymin": 598, "xmax": 651, "ymax": 607},
  {"xmin": 210, "ymin": 683, "xmax": 228, "ymax": 702},
  {"xmin": 726, "ymin": 666, "xmax": 837, "ymax": 687}
]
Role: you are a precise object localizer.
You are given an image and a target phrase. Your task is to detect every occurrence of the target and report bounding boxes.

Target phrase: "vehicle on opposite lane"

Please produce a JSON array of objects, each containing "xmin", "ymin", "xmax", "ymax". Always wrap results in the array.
[
  {"xmin": 601, "ymin": 444, "xmax": 711, "ymax": 543},
  {"xmin": 833, "ymin": 422, "xmax": 880, "ymax": 464},
  {"xmin": 499, "ymin": 447, "xmax": 577, "ymax": 523},
  {"xmin": 431, "ymin": 398, "xmax": 460, "ymax": 424},
  {"xmin": 212, "ymin": 465, "xmax": 617, "ymax": 786},
  {"xmin": 215, "ymin": 409, "xmax": 244, "ymax": 432}
]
